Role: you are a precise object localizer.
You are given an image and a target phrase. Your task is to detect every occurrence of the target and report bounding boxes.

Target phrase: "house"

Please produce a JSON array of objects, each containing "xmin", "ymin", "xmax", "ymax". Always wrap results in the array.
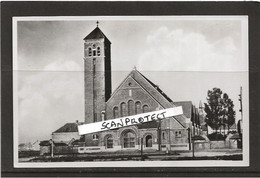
[
  {"xmin": 18, "ymin": 140, "xmax": 40, "ymax": 152},
  {"xmin": 51, "ymin": 121, "xmax": 83, "ymax": 144}
]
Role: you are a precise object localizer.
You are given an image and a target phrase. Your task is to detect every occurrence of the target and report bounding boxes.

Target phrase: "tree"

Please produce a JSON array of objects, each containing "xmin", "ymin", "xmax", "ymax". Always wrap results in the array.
[
  {"xmin": 204, "ymin": 88, "xmax": 223, "ymax": 133},
  {"xmin": 204, "ymin": 88, "xmax": 236, "ymax": 137},
  {"xmin": 221, "ymin": 93, "xmax": 236, "ymax": 134}
]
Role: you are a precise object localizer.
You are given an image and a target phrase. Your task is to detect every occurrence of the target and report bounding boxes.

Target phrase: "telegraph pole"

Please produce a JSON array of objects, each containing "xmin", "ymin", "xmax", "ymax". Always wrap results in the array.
[
  {"xmin": 238, "ymin": 86, "xmax": 243, "ymax": 148},
  {"xmin": 239, "ymin": 86, "xmax": 243, "ymax": 121}
]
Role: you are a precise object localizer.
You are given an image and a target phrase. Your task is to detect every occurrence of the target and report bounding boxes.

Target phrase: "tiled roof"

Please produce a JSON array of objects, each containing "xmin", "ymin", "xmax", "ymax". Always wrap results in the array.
[
  {"xmin": 138, "ymin": 71, "xmax": 173, "ymax": 103},
  {"xmin": 173, "ymin": 101, "xmax": 192, "ymax": 118},
  {"xmin": 137, "ymin": 120, "xmax": 158, "ymax": 129},
  {"xmin": 39, "ymin": 140, "xmax": 51, "ymax": 146},
  {"xmin": 84, "ymin": 27, "xmax": 111, "ymax": 44},
  {"xmin": 53, "ymin": 122, "xmax": 83, "ymax": 133}
]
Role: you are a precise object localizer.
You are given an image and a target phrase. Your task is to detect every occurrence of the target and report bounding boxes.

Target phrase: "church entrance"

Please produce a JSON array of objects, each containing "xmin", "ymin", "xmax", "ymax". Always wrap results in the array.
[
  {"xmin": 123, "ymin": 131, "xmax": 136, "ymax": 148},
  {"xmin": 145, "ymin": 135, "xmax": 152, "ymax": 148}
]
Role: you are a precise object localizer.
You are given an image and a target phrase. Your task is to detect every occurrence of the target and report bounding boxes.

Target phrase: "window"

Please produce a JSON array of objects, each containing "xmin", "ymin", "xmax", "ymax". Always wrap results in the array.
[
  {"xmin": 135, "ymin": 101, "xmax": 141, "ymax": 114},
  {"xmin": 120, "ymin": 102, "xmax": 127, "ymax": 117},
  {"xmin": 93, "ymin": 134, "xmax": 99, "ymax": 140},
  {"xmin": 129, "ymin": 89, "xmax": 132, "ymax": 96},
  {"xmin": 88, "ymin": 47, "xmax": 92, "ymax": 56},
  {"xmin": 93, "ymin": 58, "xmax": 96, "ymax": 75},
  {"xmin": 143, "ymin": 105, "xmax": 149, "ymax": 113},
  {"xmin": 106, "ymin": 136, "xmax": 113, "ymax": 149},
  {"xmin": 123, "ymin": 131, "xmax": 136, "ymax": 148},
  {"xmin": 162, "ymin": 132, "xmax": 165, "ymax": 140},
  {"xmin": 175, "ymin": 131, "xmax": 182, "ymax": 138},
  {"xmin": 101, "ymin": 111, "xmax": 105, "ymax": 121},
  {"xmin": 93, "ymin": 50, "xmax": 96, "ymax": 56},
  {"xmin": 128, "ymin": 100, "xmax": 134, "ymax": 116},
  {"xmin": 145, "ymin": 135, "xmax": 152, "ymax": 147},
  {"xmin": 97, "ymin": 47, "xmax": 101, "ymax": 56},
  {"xmin": 113, "ymin": 106, "xmax": 119, "ymax": 118}
]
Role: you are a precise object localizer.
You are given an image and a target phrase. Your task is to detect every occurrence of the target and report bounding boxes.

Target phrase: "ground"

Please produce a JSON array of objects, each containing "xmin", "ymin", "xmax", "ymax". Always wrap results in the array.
[{"xmin": 19, "ymin": 149, "xmax": 242, "ymax": 162}]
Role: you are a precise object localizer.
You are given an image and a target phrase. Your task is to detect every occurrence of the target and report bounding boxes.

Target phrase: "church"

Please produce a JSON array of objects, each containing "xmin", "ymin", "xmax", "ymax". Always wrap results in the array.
[{"xmin": 49, "ymin": 24, "xmax": 204, "ymax": 154}]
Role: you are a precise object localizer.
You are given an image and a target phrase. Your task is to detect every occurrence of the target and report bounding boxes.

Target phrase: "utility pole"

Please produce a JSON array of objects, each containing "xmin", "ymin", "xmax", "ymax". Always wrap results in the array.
[
  {"xmin": 140, "ymin": 138, "xmax": 144, "ymax": 161},
  {"xmin": 192, "ymin": 138, "xmax": 195, "ymax": 158},
  {"xmin": 239, "ymin": 86, "xmax": 243, "ymax": 121},
  {"xmin": 238, "ymin": 86, "xmax": 243, "ymax": 149}
]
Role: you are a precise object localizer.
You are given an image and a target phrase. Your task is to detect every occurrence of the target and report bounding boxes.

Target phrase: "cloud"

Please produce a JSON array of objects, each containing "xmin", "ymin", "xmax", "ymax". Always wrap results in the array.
[
  {"xmin": 44, "ymin": 59, "xmax": 83, "ymax": 71},
  {"xmin": 18, "ymin": 71, "xmax": 84, "ymax": 143},
  {"xmin": 137, "ymin": 27, "xmax": 244, "ymax": 72}
]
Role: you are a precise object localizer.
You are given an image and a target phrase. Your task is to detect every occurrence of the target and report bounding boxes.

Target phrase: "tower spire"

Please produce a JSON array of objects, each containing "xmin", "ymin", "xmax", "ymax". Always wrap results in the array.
[{"xmin": 96, "ymin": 20, "xmax": 99, "ymax": 27}]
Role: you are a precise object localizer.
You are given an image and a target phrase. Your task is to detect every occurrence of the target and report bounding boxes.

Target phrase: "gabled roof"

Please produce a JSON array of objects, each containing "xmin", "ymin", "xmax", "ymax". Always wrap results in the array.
[
  {"xmin": 84, "ymin": 27, "xmax": 111, "ymax": 44},
  {"xmin": 107, "ymin": 69, "xmax": 187, "ymax": 128},
  {"xmin": 53, "ymin": 122, "xmax": 83, "ymax": 133},
  {"xmin": 138, "ymin": 72, "xmax": 173, "ymax": 103},
  {"xmin": 108, "ymin": 69, "xmax": 175, "ymax": 108},
  {"xmin": 173, "ymin": 101, "xmax": 193, "ymax": 118}
]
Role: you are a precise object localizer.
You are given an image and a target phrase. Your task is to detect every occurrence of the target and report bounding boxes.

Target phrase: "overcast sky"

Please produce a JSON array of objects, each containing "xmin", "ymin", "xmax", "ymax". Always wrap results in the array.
[{"xmin": 14, "ymin": 16, "xmax": 248, "ymax": 143}]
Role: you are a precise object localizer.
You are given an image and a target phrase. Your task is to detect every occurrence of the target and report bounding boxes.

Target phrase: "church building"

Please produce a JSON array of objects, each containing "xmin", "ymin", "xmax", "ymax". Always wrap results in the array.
[{"xmin": 49, "ymin": 24, "xmax": 203, "ymax": 154}]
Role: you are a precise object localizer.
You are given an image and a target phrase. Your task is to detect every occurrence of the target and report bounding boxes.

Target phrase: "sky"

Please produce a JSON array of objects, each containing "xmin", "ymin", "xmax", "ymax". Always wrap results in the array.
[{"xmin": 14, "ymin": 16, "xmax": 248, "ymax": 143}]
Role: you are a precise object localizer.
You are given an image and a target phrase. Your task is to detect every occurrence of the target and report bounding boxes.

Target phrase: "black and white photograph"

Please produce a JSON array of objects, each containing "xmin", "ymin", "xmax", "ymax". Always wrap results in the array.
[{"xmin": 13, "ymin": 16, "xmax": 249, "ymax": 168}]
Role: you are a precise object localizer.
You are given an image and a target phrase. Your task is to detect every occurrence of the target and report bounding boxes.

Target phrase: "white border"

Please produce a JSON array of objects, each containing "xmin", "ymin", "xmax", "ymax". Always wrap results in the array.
[{"xmin": 13, "ymin": 16, "xmax": 249, "ymax": 168}]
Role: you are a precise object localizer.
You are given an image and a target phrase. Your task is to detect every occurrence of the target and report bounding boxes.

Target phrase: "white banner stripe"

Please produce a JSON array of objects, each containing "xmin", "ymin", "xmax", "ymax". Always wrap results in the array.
[{"xmin": 78, "ymin": 107, "xmax": 183, "ymax": 135}]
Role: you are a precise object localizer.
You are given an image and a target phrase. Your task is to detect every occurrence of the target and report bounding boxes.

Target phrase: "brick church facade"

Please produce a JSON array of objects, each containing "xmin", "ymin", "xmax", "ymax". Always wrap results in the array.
[{"xmin": 50, "ymin": 25, "xmax": 204, "ymax": 153}]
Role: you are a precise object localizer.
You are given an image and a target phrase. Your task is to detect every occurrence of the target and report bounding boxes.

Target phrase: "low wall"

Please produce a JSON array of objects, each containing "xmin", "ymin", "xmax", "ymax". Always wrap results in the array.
[
  {"xmin": 161, "ymin": 144, "xmax": 189, "ymax": 151},
  {"xmin": 194, "ymin": 140, "xmax": 238, "ymax": 151}
]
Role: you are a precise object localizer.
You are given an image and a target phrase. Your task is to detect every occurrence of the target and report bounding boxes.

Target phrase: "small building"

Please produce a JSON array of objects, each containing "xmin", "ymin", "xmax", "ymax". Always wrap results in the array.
[
  {"xmin": 39, "ymin": 140, "xmax": 51, "ymax": 156},
  {"xmin": 52, "ymin": 122, "xmax": 83, "ymax": 144}
]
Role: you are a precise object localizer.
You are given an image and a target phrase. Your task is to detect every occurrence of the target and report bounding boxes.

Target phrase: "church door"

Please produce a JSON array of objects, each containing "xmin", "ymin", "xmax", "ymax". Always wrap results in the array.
[
  {"xmin": 123, "ymin": 131, "xmax": 136, "ymax": 148},
  {"xmin": 145, "ymin": 135, "xmax": 152, "ymax": 148}
]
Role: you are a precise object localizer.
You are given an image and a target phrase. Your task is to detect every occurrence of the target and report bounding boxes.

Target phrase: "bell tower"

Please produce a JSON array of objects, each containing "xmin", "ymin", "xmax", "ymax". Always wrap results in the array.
[{"xmin": 84, "ymin": 22, "xmax": 111, "ymax": 124}]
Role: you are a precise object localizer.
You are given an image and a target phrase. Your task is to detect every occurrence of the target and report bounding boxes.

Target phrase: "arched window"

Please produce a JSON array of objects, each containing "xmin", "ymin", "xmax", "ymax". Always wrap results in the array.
[
  {"xmin": 93, "ymin": 134, "xmax": 99, "ymax": 140},
  {"xmin": 120, "ymin": 102, "xmax": 127, "ymax": 117},
  {"xmin": 93, "ymin": 50, "xmax": 96, "ymax": 56},
  {"xmin": 145, "ymin": 135, "xmax": 152, "ymax": 147},
  {"xmin": 106, "ymin": 136, "xmax": 113, "ymax": 149},
  {"xmin": 123, "ymin": 131, "xmax": 136, "ymax": 148},
  {"xmin": 135, "ymin": 101, "xmax": 141, "ymax": 114},
  {"xmin": 128, "ymin": 100, "xmax": 134, "ymax": 116},
  {"xmin": 97, "ymin": 47, "xmax": 101, "ymax": 56},
  {"xmin": 175, "ymin": 131, "xmax": 182, "ymax": 138},
  {"xmin": 113, "ymin": 106, "xmax": 119, "ymax": 118},
  {"xmin": 88, "ymin": 47, "xmax": 92, "ymax": 56},
  {"xmin": 162, "ymin": 132, "xmax": 165, "ymax": 140},
  {"xmin": 143, "ymin": 105, "xmax": 149, "ymax": 113}
]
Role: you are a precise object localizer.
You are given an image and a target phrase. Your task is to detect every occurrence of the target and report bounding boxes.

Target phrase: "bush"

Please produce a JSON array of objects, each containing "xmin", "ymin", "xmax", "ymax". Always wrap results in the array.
[{"xmin": 208, "ymin": 132, "xmax": 226, "ymax": 141}]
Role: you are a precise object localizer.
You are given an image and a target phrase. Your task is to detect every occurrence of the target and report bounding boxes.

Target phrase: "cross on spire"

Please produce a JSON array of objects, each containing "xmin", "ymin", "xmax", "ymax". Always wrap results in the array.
[{"xmin": 96, "ymin": 20, "xmax": 99, "ymax": 27}]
